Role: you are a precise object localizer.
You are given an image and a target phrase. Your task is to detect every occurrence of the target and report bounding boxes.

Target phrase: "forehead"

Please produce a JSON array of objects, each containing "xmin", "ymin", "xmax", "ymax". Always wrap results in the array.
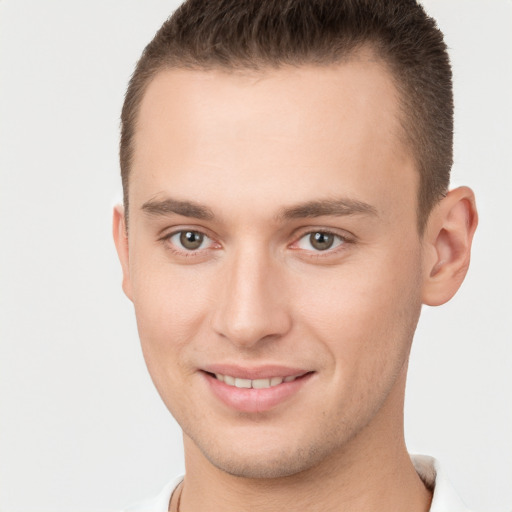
[{"xmin": 130, "ymin": 59, "xmax": 417, "ymax": 223}]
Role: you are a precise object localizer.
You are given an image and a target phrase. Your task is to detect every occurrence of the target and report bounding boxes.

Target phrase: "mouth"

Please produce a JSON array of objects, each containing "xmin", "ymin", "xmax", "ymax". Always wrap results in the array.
[
  {"xmin": 201, "ymin": 368, "xmax": 314, "ymax": 413},
  {"xmin": 208, "ymin": 372, "xmax": 307, "ymax": 389}
]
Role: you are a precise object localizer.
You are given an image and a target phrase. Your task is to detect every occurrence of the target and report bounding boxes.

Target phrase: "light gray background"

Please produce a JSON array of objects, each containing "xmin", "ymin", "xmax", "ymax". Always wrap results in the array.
[{"xmin": 0, "ymin": 1, "xmax": 511, "ymax": 511}]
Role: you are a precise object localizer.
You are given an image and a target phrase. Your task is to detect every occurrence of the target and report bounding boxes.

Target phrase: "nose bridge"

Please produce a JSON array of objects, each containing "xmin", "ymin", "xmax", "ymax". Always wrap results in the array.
[{"xmin": 212, "ymin": 241, "xmax": 291, "ymax": 347}]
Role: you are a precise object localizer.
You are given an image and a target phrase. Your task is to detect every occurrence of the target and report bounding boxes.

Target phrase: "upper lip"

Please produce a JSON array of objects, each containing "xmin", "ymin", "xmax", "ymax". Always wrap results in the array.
[{"xmin": 201, "ymin": 364, "xmax": 312, "ymax": 380}]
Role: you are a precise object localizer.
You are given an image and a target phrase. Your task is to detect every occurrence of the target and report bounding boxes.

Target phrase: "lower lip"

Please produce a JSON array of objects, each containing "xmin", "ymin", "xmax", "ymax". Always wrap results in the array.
[{"xmin": 203, "ymin": 372, "xmax": 313, "ymax": 413}]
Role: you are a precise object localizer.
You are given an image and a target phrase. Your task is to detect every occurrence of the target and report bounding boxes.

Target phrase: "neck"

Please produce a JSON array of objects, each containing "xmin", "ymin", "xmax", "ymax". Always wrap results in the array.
[{"xmin": 175, "ymin": 372, "xmax": 432, "ymax": 512}]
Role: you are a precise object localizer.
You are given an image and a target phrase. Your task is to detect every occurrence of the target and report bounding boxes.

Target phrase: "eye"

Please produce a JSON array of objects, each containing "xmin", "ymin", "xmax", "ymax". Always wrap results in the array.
[
  {"xmin": 295, "ymin": 231, "xmax": 345, "ymax": 252},
  {"xmin": 168, "ymin": 230, "xmax": 212, "ymax": 251}
]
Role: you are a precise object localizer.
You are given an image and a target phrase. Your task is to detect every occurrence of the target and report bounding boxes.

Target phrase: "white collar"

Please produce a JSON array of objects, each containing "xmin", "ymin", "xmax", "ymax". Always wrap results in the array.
[
  {"xmin": 123, "ymin": 475, "xmax": 183, "ymax": 512},
  {"xmin": 411, "ymin": 454, "xmax": 471, "ymax": 512},
  {"xmin": 124, "ymin": 455, "xmax": 471, "ymax": 512}
]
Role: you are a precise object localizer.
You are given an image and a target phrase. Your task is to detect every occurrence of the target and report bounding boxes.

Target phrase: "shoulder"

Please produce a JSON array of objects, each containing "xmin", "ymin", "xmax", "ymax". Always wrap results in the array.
[{"xmin": 122, "ymin": 475, "xmax": 183, "ymax": 512}]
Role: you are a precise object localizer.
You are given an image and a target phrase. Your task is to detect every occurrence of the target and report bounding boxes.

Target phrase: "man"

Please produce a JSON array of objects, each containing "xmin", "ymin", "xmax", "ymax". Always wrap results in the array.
[{"xmin": 113, "ymin": 1, "xmax": 478, "ymax": 510}]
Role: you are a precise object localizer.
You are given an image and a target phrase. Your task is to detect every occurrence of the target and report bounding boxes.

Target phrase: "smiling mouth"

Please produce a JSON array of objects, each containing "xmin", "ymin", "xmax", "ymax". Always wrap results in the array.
[
  {"xmin": 203, "ymin": 370, "xmax": 314, "ymax": 412},
  {"xmin": 206, "ymin": 372, "xmax": 310, "ymax": 389}
]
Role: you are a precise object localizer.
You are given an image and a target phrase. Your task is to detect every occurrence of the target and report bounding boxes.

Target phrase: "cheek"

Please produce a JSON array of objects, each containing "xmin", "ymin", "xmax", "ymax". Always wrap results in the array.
[
  {"xmin": 294, "ymin": 245, "xmax": 423, "ymax": 375},
  {"xmin": 129, "ymin": 266, "xmax": 213, "ymax": 417},
  {"xmin": 129, "ymin": 252, "xmax": 215, "ymax": 373}
]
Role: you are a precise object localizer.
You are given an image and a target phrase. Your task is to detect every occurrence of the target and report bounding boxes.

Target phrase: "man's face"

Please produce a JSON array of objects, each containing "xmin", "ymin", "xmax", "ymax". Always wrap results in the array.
[{"xmin": 118, "ymin": 59, "xmax": 426, "ymax": 478}]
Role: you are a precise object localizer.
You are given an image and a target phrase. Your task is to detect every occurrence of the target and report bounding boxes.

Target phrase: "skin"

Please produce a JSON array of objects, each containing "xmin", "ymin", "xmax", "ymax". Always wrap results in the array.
[{"xmin": 113, "ymin": 56, "xmax": 477, "ymax": 512}]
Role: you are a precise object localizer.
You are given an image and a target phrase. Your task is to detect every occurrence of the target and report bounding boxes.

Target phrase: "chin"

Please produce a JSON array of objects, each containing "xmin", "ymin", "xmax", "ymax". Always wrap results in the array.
[
  {"xmin": 207, "ymin": 448, "xmax": 320, "ymax": 479},
  {"xmin": 191, "ymin": 428, "xmax": 338, "ymax": 479}
]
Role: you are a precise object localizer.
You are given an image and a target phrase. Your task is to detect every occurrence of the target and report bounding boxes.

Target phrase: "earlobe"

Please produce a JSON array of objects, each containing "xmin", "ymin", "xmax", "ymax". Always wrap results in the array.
[
  {"xmin": 421, "ymin": 187, "xmax": 478, "ymax": 306},
  {"xmin": 112, "ymin": 205, "xmax": 133, "ymax": 302}
]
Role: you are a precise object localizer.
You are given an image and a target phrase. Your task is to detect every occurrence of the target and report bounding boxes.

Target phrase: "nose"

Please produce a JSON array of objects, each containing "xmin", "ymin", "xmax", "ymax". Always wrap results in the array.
[{"xmin": 211, "ymin": 246, "xmax": 292, "ymax": 348}]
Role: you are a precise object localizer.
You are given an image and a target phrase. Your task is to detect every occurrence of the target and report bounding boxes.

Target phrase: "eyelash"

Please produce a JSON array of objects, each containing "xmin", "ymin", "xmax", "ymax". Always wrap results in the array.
[{"xmin": 159, "ymin": 228, "xmax": 353, "ymax": 259}]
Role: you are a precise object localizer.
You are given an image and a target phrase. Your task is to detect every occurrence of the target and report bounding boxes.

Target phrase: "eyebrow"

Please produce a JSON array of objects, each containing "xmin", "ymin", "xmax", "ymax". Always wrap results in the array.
[
  {"xmin": 141, "ymin": 198, "xmax": 214, "ymax": 220},
  {"xmin": 141, "ymin": 196, "xmax": 378, "ymax": 222},
  {"xmin": 277, "ymin": 198, "xmax": 378, "ymax": 220}
]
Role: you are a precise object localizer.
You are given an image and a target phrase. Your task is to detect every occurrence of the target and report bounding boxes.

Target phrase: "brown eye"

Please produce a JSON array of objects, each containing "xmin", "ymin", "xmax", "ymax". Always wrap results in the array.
[
  {"xmin": 295, "ymin": 231, "xmax": 345, "ymax": 252},
  {"xmin": 179, "ymin": 231, "xmax": 204, "ymax": 250},
  {"xmin": 309, "ymin": 232, "xmax": 335, "ymax": 251}
]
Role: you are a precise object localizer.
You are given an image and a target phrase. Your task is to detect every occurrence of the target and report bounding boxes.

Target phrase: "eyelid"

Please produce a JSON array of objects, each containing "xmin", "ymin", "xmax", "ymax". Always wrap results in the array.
[
  {"xmin": 291, "ymin": 226, "xmax": 355, "ymax": 242},
  {"xmin": 159, "ymin": 224, "xmax": 217, "ymax": 241}
]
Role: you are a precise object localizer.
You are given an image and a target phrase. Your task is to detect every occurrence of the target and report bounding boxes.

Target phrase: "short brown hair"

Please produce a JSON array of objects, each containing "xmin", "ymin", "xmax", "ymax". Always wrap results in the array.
[{"xmin": 120, "ymin": 0, "xmax": 453, "ymax": 232}]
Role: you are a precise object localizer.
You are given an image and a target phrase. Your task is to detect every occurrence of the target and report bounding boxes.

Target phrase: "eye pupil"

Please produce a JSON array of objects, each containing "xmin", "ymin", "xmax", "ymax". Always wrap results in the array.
[
  {"xmin": 180, "ymin": 231, "xmax": 204, "ymax": 250},
  {"xmin": 310, "ymin": 232, "xmax": 334, "ymax": 251}
]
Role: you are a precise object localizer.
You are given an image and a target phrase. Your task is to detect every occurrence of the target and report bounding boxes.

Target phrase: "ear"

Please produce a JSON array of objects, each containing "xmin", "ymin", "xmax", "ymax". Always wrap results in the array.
[
  {"xmin": 112, "ymin": 204, "xmax": 133, "ymax": 302},
  {"xmin": 422, "ymin": 186, "xmax": 478, "ymax": 306}
]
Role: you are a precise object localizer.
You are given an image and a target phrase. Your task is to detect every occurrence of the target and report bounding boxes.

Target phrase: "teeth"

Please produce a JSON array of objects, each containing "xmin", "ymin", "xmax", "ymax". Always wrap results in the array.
[
  {"xmin": 235, "ymin": 378, "xmax": 252, "ymax": 388},
  {"xmin": 213, "ymin": 373, "xmax": 300, "ymax": 388},
  {"xmin": 252, "ymin": 378, "xmax": 270, "ymax": 389}
]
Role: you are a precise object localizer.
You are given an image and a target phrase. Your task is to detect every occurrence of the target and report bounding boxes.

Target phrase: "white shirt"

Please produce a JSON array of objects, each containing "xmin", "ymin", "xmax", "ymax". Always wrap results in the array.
[{"xmin": 123, "ymin": 454, "xmax": 472, "ymax": 512}]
